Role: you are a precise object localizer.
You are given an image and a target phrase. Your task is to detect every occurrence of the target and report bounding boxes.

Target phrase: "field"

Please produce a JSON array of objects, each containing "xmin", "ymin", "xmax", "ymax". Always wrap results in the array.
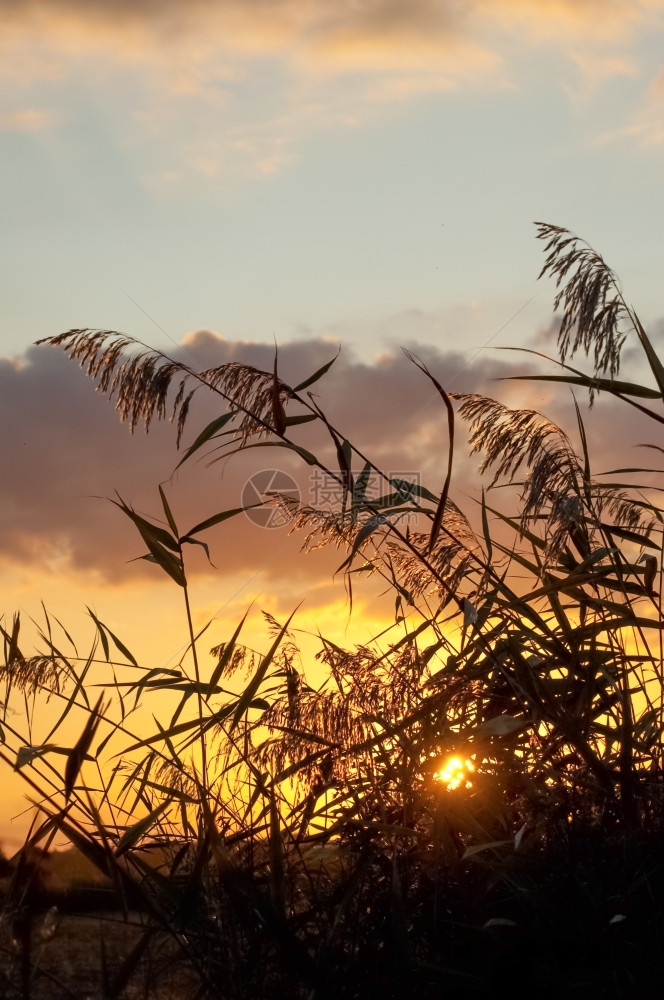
[
  {"xmin": 0, "ymin": 910, "xmax": 200, "ymax": 1000},
  {"xmin": 1, "ymin": 833, "xmax": 663, "ymax": 997}
]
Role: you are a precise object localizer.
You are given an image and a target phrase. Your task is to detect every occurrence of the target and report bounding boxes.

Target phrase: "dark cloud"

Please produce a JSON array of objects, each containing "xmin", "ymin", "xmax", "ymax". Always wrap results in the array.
[
  {"xmin": 2, "ymin": 326, "xmax": 661, "ymax": 589},
  {"xmin": 0, "ymin": 345, "xmax": 178, "ymax": 579},
  {"xmin": 0, "ymin": 331, "xmax": 523, "ymax": 582}
]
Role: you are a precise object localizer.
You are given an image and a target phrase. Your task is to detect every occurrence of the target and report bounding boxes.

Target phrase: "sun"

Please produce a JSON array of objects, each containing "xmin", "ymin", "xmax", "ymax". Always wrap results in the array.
[{"xmin": 433, "ymin": 755, "xmax": 475, "ymax": 790}]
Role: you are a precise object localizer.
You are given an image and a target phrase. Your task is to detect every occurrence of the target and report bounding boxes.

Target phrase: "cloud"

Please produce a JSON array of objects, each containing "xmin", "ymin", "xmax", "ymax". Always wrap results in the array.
[
  {"xmin": 0, "ymin": 108, "xmax": 55, "ymax": 131},
  {"xmin": 0, "ymin": 2, "xmax": 492, "ymax": 81},
  {"xmin": 3, "ymin": 321, "xmax": 661, "ymax": 595},
  {"xmin": 631, "ymin": 65, "xmax": 664, "ymax": 144},
  {"xmin": 1, "ymin": 1, "xmax": 658, "ymax": 185},
  {"xmin": 1, "ymin": 1, "xmax": 656, "ymax": 101},
  {"xmin": 648, "ymin": 65, "xmax": 664, "ymax": 101},
  {"xmin": 591, "ymin": 63, "xmax": 664, "ymax": 146},
  {"xmin": 2, "ymin": 1, "xmax": 658, "ymax": 68},
  {"xmin": 0, "ymin": 328, "xmax": 528, "ymax": 586},
  {"xmin": 478, "ymin": 0, "xmax": 662, "ymax": 43}
]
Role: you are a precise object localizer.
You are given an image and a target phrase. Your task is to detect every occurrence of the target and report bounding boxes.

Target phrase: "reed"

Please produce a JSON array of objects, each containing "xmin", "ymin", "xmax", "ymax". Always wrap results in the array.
[{"xmin": 2, "ymin": 222, "xmax": 663, "ymax": 997}]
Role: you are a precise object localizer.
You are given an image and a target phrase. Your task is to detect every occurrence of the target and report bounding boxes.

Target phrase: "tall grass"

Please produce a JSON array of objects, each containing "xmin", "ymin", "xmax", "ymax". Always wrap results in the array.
[{"xmin": 2, "ymin": 222, "xmax": 664, "ymax": 997}]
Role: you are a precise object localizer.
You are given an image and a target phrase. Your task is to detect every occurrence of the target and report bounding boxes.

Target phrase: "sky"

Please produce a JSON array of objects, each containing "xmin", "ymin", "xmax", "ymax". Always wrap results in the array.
[{"xmin": 2, "ymin": 0, "xmax": 664, "ymax": 846}]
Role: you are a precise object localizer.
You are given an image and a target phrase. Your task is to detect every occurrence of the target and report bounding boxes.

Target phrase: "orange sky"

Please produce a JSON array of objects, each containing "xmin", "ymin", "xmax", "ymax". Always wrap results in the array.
[
  {"xmin": 2, "ymin": 324, "xmax": 662, "ymax": 847},
  {"xmin": 2, "ymin": 0, "xmax": 664, "ymax": 847}
]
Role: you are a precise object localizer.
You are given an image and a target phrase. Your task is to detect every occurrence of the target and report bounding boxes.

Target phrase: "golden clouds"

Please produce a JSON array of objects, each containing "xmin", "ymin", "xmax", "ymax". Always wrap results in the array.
[
  {"xmin": 2, "ymin": 0, "xmax": 659, "ymax": 83},
  {"xmin": 478, "ymin": 0, "xmax": 662, "ymax": 42},
  {"xmin": 0, "ymin": 1, "xmax": 498, "ymax": 87},
  {"xmin": 1, "ymin": 0, "xmax": 659, "ymax": 180}
]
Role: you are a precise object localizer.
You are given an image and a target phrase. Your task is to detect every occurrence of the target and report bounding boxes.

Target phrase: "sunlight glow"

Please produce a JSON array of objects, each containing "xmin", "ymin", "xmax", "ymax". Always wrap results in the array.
[{"xmin": 433, "ymin": 755, "xmax": 475, "ymax": 790}]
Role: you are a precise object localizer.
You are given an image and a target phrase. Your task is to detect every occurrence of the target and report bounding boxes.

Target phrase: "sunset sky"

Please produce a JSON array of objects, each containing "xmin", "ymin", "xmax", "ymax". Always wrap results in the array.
[{"xmin": 2, "ymin": 0, "xmax": 664, "ymax": 845}]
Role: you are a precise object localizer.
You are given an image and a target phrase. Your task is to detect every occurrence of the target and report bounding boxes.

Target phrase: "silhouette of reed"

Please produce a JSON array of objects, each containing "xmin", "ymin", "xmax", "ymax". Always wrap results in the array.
[{"xmin": 2, "ymin": 223, "xmax": 664, "ymax": 997}]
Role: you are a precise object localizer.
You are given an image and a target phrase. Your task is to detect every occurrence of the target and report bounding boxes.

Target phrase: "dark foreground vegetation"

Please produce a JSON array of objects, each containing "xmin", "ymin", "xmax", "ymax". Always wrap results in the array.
[{"xmin": 2, "ymin": 224, "xmax": 664, "ymax": 997}]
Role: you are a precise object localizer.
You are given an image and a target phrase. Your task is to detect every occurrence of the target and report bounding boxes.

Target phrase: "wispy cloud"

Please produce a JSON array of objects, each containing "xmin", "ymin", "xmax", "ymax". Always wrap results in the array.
[
  {"xmin": 1, "ymin": 1, "xmax": 659, "ymax": 183},
  {"xmin": 0, "ymin": 1, "xmax": 496, "ymax": 84},
  {"xmin": 2, "ymin": 2, "xmax": 658, "ymax": 71},
  {"xmin": 0, "ymin": 108, "xmax": 54, "ymax": 130},
  {"xmin": 478, "ymin": 0, "xmax": 662, "ymax": 42},
  {"xmin": 592, "ymin": 64, "xmax": 664, "ymax": 146}
]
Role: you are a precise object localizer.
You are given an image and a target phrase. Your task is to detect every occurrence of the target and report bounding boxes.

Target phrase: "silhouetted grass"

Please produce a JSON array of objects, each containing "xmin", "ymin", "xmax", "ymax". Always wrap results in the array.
[{"xmin": 2, "ymin": 223, "xmax": 664, "ymax": 997}]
